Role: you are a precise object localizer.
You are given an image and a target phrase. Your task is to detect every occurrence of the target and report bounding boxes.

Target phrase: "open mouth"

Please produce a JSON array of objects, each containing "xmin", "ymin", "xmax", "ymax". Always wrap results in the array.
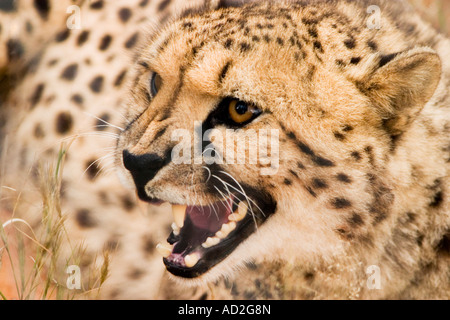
[{"xmin": 154, "ymin": 192, "xmax": 276, "ymax": 278}]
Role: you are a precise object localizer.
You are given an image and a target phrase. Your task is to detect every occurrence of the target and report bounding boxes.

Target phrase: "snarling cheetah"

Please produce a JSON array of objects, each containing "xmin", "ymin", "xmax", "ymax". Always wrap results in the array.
[{"xmin": 1, "ymin": 0, "xmax": 449, "ymax": 300}]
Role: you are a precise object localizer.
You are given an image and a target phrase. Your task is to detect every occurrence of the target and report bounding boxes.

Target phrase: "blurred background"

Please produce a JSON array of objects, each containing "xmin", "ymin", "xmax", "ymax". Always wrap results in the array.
[{"xmin": 410, "ymin": 0, "xmax": 449, "ymax": 35}]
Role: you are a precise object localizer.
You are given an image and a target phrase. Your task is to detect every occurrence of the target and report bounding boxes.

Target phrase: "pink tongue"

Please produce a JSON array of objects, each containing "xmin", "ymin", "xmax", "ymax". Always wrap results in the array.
[{"xmin": 187, "ymin": 198, "xmax": 233, "ymax": 231}]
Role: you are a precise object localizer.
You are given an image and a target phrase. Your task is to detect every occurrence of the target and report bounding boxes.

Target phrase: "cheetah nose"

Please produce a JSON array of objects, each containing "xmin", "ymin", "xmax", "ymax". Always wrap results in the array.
[{"xmin": 122, "ymin": 149, "xmax": 166, "ymax": 199}]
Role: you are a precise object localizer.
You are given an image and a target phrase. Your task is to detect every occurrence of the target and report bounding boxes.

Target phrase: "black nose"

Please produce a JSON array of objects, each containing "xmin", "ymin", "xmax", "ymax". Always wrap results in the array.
[{"xmin": 122, "ymin": 149, "xmax": 166, "ymax": 199}]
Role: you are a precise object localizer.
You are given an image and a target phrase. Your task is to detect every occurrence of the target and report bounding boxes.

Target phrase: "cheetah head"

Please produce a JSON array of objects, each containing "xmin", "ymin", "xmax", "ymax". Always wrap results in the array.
[{"xmin": 115, "ymin": 2, "xmax": 441, "ymax": 283}]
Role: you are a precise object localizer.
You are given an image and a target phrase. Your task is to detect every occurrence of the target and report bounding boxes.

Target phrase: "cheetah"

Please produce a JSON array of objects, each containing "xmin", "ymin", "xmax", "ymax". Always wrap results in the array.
[{"xmin": 1, "ymin": 0, "xmax": 449, "ymax": 300}]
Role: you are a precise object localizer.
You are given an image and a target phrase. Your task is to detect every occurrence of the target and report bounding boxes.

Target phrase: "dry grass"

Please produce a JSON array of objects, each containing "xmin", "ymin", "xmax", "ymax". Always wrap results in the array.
[{"xmin": 0, "ymin": 144, "xmax": 109, "ymax": 300}]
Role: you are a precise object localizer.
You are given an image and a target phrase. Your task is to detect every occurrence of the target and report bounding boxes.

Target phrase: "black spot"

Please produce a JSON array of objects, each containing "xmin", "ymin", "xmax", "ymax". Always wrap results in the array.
[
  {"xmin": 139, "ymin": 0, "xmax": 149, "ymax": 7},
  {"xmin": 85, "ymin": 159, "xmax": 100, "ymax": 181},
  {"xmin": 224, "ymin": 38, "xmax": 233, "ymax": 49},
  {"xmin": 121, "ymin": 195, "xmax": 136, "ymax": 211},
  {"xmin": 297, "ymin": 162, "xmax": 305, "ymax": 169},
  {"xmin": 89, "ymin": 76, "xmax": 104, "ymax": 93},
  {"xmin": 313, "ymin": 156, "xmax": 334, "ymax": 167},
  {"xmin": 313, "ymin": 41, "xmax": 323, "ymax": 52},
  {"xmin": 276, "ymin": 37, "xmax": 284, "ymax": 46},
  {"xmin": 367, "ymin": 40, "xmax": 378, "ymax": 51},
  {"xmin": 430, "ymin": 191, "xmax": 443, "ymax": 208},
  {"xmin": 7, "ymin": 39, "xmax": 24, "ymax": 61},
  {"xmin": 337, "ymin": 173, "xmax": 352, "ymax": 183},
  {"xmin": 55, "ymin": 29, "xmax": 70, "ymax": 42},
  {"xmin": 219, "ymin": 62, "xmax": 231, "ymax": 84},
  {"xmin": 0, "ymin": 0, "xmax": 16, "ymax": 12},
  {"xmin": 125, "ymin": 32, "xmax": 139, "ymax": 49},
  {"xmin": 142, "ymin": 235, "xmax": 156, "ymax": 254},
  {"xmin": 305, "ymin": 186, "xmax": 317, "ymax": 198},
  {"xmin": 76, "ymin": 209, "xmax": 97, "ymax": 228},
  {"xmin": 60, "ymin": 63, "xmax": 78, "ymax": 81},
  {"xmin": 335, "ymin": 59, "xmax": 345, "ymax": 67},
  {"xmin": 342, "ymin": 125, "xmax": 353, "ymax": 132},
  {"xmin": 99, "ymin": 34, "xmax": 112, "ymax": 51},
  {"xmin": 304, "ymin": 271, "xmax": 315, "ymax": 281},
  {"xmin": 138, "ymin": 60, "xmax": 149, "ymax": 69},
  {"xmin": 331, "ymin": 197, "xmax": 352, "ymax": 209},
  {"xmin": 302, "ymin": 17, "xmax": 318, "ymax": 25},
  {"xmin": 347, "ymin": 213, "xmax": 364, "ymax": 227},
  {"xmin": 25, "ymin": 21, "xmax": 34, "ymax": 34},
  {"xmin": 114, "ymin": 70, "xmax": 127, "ymax": 87},
  {"xmin": 416, "ymin": 234, "xmax": 424, "ymax": 247},
  {"xmin": 71, "ymin": 94, "xmax": 84, "ymax": 105},
  {"xmin": 118, "ymin": 7, "xmax": 132, "ymax": 23},
  {"xmin": 289, "ymin": 169, "xmax": 299, "ymax": 179},
  {"xmin": 283, "ymin": 178, "xmax": 292, "ymax": 186},
  {"xmin": 128, "ymin": 268, "xmax": 145, "ymax": 280},
  {"xmin": 55, "ymin": 112, "xmax": 73, "ymax": 134},
  {"xmin": 95, "ymin": 113, "xmax": 111, "ymax": 131},
  {"xmin": 90, "ymin": 0, "xmax": 104, "ymax": 9},
  {"xmin": 364, "ymin": 146, "xmax": 375, "ymax": 166},
  {"xmin": 239, "ymin": 42, "xmax": 250, "ymax": 52},
  {"xmin": 344, "ymin": 38, "xmax": 356, "ymax": 49},
  {"xmin": 77, "ymin": 30, "xmax": 90, "ymax": 46},
  {"xmin": 182, "ymin": 21, "xmax": 193, "ymax": 29},
  {"xmin": 158, "ymin": 0, "xmax": 171, "ymax": 11},
  {"xmin": 350, "ymin": 57, "xmax": 361, "ymax": 64},
  {"xmin": 263, "ymin": 34, "xmax": 271, "ymax": 43},
  {"xmin": 308, "ymin": 27, "xmax": 318, "ymax": 38},
  {"xmin": 312, "ymin": 178, "xmax": 327, "ymax": 189},
  {"xmin": 298, "ymin": 142, "xmax": 314, "ymax": 156},
  {"xmin": 351, "ymin": 151, "xmax": 361, "ymax": 161},
  {"xmin": 30, "ymin": 83, "xmax": 45, "ymax": 107},
  {"xmin": 34, "ymin": 123, "xmax": 45, "ymax": 139},
  {"xmin": 436, "ymin": 233, "xmax": 450, "ymax": 255},
  {"xmin": 334, "ymin": 132, "xmax": 345, "ymax": 141},
  {"xmin": 33, "ymin": 0, "xmax": 50, "ymax": 19},
  {"xmin": 46, "ymin": 59, "xmax": 57, "ymax": 67}
]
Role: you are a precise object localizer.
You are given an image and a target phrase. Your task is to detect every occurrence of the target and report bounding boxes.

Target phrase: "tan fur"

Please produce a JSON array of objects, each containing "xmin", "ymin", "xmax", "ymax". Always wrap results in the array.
[{"xmin": 1, "ymin": 0, "xmax": 449, "ymax": 299}]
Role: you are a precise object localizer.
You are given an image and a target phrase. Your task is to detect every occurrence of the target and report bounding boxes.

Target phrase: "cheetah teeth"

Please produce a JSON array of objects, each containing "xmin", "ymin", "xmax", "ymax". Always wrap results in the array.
[
  {"xmin": 156, "ymin": 242, "xmax": 173, "ymax": 258},
  {"xmin": 185, "ymin": 252, "xmax": 201, "ymax": 268},
  {"xmin": 228, "ymin": 201, "xmax": 247, "ymax": 222},
  {"xmin": 172, "ymin": 204, "xmax": 187, "ymax": 229},
  {"xmin": 156, "ymin": 202, "xmax": 247, "ymax": 267}
]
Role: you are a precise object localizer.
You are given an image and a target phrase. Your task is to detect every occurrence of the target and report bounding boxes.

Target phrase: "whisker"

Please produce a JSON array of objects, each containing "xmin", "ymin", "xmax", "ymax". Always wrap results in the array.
[{"xmin": 83, "ymin": 112, "xmax": 125, "ymax": 132}]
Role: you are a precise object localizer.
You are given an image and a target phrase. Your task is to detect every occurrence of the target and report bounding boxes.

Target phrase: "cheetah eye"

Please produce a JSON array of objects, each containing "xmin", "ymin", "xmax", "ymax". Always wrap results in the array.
[
  {"xmin": 150, "ymin": 72, "xmax": 162, "ymax": 97},
  {"xmin": 228, "ymin": 99, "xmax": 258, "ymax": 124},
  {"xmin": 226, "ymin": 98, "xmax": 261, "ymax": 127},
  {"xmin": 205, "ymin": 98, "xmax": 262, "ymax": 129}
]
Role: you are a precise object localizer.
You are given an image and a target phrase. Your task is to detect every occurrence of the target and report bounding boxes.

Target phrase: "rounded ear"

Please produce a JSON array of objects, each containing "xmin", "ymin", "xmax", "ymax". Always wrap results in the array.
[{"xmin": 357, "ymin": 47, "xmax": 442, "ymax": 136}]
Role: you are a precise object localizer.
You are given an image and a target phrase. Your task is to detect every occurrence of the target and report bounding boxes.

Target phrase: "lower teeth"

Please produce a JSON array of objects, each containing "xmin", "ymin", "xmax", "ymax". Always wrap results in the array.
[{"xmin": 185, "ymin": 252, "xmax": 200, "ymax": 268}]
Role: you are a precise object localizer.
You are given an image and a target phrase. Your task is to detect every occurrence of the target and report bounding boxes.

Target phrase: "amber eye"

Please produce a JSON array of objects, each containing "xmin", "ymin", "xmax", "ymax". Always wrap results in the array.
[
  {"xmin": 150, "ymin": 72, "xmax": 162, "ymax": 97},
  {"xmin": 228, "ymin": 99, "xmax": 260, "ymax": 124}
]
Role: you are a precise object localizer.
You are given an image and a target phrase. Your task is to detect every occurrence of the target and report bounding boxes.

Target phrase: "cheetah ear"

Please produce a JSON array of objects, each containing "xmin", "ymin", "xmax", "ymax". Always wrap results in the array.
[{"xmin": 359, "ymin": 47, "xmax": 441, "ymax": 136}]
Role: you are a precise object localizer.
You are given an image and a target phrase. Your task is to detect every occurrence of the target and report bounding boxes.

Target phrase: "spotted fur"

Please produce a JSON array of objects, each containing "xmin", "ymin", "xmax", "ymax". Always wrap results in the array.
[{"xmin": 1, "ymin": 0, "xmax": 449, "ymax": 299}]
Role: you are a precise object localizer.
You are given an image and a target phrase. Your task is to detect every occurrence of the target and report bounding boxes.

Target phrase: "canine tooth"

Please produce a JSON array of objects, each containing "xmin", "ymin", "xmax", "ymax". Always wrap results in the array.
[
  {"xmin": 185, "ymin": 253, "xmax": 200, "ymax": 268},
  {"xmin": 202, "ymin": 237, "xmax": 220, "ymax": 248},
  {"xmin": 156, "ymin": 242, "xmax": 173, "ymax": 258},
  {"xmin": 172, "ymin": 204, "xmax": 187, "ymax": 228},
  {"xmin": 171, "ymin": 222, "xmax": 180, "ymax": 236},
  {"xmin": 229, "ymin": 202, "xmax": 247, "ymax": 222}
]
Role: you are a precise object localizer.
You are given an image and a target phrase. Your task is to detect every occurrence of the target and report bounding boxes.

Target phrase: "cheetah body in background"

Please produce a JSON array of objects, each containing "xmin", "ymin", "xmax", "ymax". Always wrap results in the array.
[{"xmin": 0, "ymin": 0, "xmax": 449, "ymax": 299}]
